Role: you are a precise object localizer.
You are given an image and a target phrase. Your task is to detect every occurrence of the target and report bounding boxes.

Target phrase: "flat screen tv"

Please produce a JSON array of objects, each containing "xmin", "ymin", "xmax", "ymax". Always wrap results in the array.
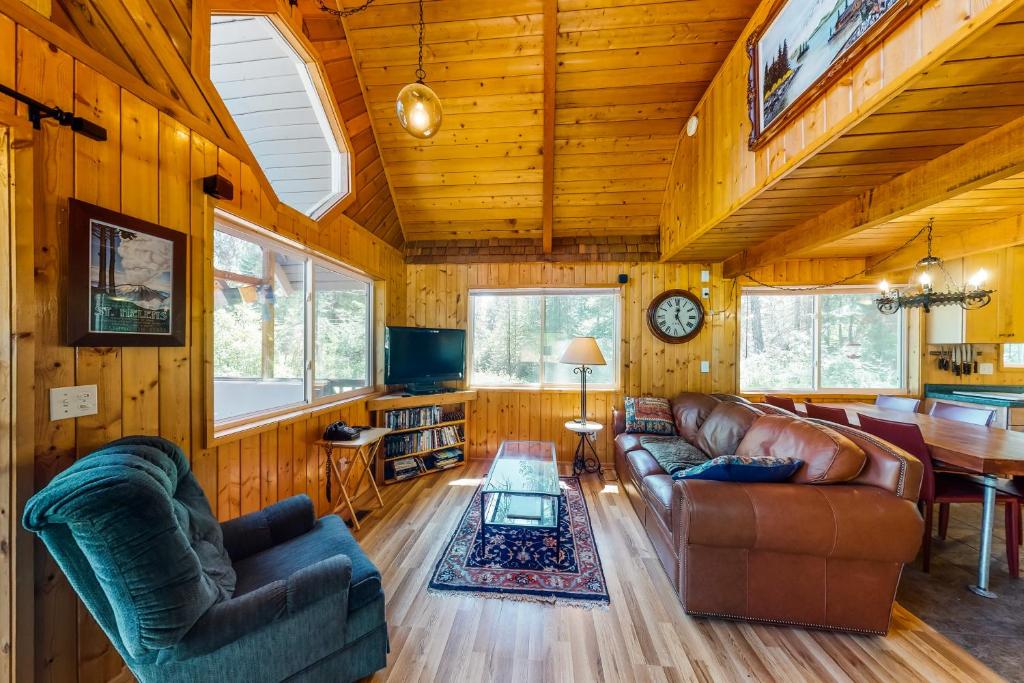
[{"xmin": 384, "ymin": 326, "xmax": 466, "ymax": 393}]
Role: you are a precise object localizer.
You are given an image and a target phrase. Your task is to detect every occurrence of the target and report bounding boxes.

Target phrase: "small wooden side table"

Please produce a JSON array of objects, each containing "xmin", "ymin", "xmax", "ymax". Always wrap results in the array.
[
  {"xmin": 315, "ymin": 427, "xmax": 391, "ymax": 530},
  {"xmin": 565, "ymin": 420, "xmax": 603, "ymax": 476}
]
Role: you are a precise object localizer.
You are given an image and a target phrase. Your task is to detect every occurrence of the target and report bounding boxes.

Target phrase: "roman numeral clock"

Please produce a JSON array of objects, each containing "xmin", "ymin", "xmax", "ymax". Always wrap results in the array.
[{"xmin": 646, "ymin": 289, "xmax": 705, "ymax": 343}]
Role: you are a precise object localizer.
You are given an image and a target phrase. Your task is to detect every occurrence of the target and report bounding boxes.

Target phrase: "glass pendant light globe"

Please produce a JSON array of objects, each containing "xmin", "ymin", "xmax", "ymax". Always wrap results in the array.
[{"xmin": 396, "ymin": 82, "xmax": 442, "ymax": 139}]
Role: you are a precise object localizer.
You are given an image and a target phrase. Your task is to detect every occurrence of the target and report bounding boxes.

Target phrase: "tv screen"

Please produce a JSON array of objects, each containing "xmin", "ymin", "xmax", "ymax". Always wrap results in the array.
[{"xmin": 385, "ymin": 326, "xmax": 466, "ymax": 385}]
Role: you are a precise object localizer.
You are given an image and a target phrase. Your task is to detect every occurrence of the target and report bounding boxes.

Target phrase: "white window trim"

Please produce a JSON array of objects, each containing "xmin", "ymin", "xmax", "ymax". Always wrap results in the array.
[
  {"xmin": 212, "ymin": 210, "xmax": 373, "ymax": 430},
  {"xmin": 739, "ymin": 286, "xmax": 909, "ymax": 395},
  {"xmin": 1003, "ymin": 343, "xmax": 1024, "ymax": 369},
  {"xmin": 467, "ymin": 287, "xmax": 621, "ymax": 391}
]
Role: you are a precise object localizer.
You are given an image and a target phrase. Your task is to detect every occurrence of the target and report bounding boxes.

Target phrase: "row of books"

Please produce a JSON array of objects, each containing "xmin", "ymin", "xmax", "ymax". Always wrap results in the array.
[
  {"xmin": 384, "ymin": 449, "xmax": 464, "ymax": 481},
  {"xmin": 426, "ymin": 448, "xmax": 463, "ymax": 470},
  {"xmin": 383, "ymin": 406, "xmax": 445, "ymax": 429},
  {"xmin": 384, "ymin": 425, "xmax": 463, "ymax": 457}
]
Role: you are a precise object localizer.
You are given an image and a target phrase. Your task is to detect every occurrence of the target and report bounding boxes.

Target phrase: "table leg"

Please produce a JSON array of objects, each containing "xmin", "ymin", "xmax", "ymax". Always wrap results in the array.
[
  {"xmin": 969, "ymin": 473, "xmax": 999, "ymax": 599},
  {"xmin": 351, "ymin": 440, "xmax": 385, "ymax": 510},
  {"xmin": 583, "ymin": 433, "xmax": 603, "ymax": 477},
  {"xmin": 329, "ymin": 448, "xmax": 361, "ymax": 531}
]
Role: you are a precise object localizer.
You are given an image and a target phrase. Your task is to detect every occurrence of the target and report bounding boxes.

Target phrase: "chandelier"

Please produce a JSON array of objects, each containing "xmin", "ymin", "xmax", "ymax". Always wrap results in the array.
[{"xmin": 875, "ymin": 220, "xmax": 993, "ymax": 314}]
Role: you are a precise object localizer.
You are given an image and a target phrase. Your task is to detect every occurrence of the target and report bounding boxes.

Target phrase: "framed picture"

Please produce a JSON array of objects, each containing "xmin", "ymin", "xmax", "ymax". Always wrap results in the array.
[
  {"xmin": 67, "ymin": 198, "xmax": 187, "ymax": 347},
  {"xmin": 747, "ymin": 0, "xmax": 925, "ymax": 149}
]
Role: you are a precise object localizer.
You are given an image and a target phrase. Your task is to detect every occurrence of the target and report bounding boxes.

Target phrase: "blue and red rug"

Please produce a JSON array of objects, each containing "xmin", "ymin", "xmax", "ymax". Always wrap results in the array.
[{"xmin": 428, "ymin": 477, "xmax": 609, "ymax": 607}]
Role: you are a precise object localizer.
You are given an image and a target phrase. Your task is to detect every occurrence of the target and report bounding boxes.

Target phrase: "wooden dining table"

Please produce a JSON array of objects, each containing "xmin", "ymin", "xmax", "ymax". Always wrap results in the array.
[{"xmin": 796, "ymin": 402, "xmax": 1024, "ymax": 598}]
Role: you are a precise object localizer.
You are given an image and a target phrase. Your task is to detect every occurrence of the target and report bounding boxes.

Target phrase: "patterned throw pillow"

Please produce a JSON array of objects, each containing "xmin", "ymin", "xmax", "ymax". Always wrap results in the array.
[
  {"xmin": 673, "ymin": 455, "xmax": 802, "ymax": 483},
  {"xmin": 624, "ymin": 396, "xmax": 677, "ymax": 435}
]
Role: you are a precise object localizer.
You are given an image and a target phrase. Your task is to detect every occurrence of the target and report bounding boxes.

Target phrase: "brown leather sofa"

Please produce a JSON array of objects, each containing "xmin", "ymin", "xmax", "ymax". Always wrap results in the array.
[{"xmin": 613, "ymin": 392, "xmax": 924, "ymax": 634}]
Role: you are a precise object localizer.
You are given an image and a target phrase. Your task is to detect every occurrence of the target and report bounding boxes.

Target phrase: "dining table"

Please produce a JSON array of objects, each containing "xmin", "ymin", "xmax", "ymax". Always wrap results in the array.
[{"xmin": 795, "ymin": 401, "xmax": 1024, "ymax": 599}]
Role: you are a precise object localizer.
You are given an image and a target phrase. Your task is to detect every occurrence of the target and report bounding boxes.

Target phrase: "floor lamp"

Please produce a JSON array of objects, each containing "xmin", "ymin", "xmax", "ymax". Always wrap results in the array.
[{"xmin": 560, "ymin": 336, "xmax": 606, "ymax": 424}]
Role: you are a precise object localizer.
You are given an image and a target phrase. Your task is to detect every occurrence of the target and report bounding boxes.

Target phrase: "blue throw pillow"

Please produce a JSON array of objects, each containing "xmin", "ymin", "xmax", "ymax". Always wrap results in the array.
[{"xmin": 673, "ymin": 455, "xmax": 802, "ymax": 483}]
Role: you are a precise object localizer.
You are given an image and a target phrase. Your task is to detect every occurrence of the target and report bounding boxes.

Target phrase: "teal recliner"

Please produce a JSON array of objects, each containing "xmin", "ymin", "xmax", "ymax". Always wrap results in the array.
[{"xmin": 23, "ymin": 436, "xmax": 388, "ymax": 683}]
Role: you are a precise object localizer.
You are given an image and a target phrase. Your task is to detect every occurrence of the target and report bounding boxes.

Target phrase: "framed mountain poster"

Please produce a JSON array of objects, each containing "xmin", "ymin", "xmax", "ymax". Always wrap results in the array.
[
  {"xmin": 67, "ymin": 198, "xmax": 186, "ymax": 346},
  {"xmin": 747, "ymin": 0, "xmax": 925, "ymax": 149}
]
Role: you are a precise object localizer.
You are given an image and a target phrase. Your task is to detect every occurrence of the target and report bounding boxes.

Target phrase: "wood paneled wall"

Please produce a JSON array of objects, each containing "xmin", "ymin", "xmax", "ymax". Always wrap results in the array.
[
  {"xmin": 403, "ymin": 262, "xmax": 737, "ymax": 465},
  {"xmin": 2, "ymin": 16, "xmax": 405, "ymax": 683}
]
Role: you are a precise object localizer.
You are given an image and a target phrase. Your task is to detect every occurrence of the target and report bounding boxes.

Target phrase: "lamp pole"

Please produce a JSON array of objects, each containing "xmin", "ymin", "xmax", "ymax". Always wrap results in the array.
[{"xmin": 574, "ymin": 364, "xmax": 592, "ymax": 424}]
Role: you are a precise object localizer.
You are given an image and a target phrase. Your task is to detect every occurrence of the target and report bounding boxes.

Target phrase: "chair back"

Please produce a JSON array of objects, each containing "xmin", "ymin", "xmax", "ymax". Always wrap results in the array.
[
  {"xmin": 929, "ymin": 401, "xmax": 994, "ymax": 426},
  {"xmin": 875, "ymin": 395, "xmax": 921, "ymax": 412},
  {"xmin": 804, "ymin": 402, "xmax": 851, "ymax": 427},
  {"xmin": 764, "ymin": 395, "xmax": 798, "ymax": 413},
  {"xmin": 858, "ymin": 414, "xmax": 934, "ymax": 501},
  {"xmin": 22, "ymin": 437, "xmax": 236, "ymax": 664}
]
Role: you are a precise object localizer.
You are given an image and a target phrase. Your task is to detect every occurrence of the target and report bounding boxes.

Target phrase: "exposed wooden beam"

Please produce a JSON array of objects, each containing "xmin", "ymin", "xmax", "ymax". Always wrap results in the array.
[
  {"xmin": 867, "ymin": 214, "xmax": 1024, "ymax": 274},
  {"xmin": 723, "ymin": 115, "xmax": 1024, "ymax": 278},
  {"xmin": 541, "ymin": 0, "xmax": 555, "ymax": 253}
]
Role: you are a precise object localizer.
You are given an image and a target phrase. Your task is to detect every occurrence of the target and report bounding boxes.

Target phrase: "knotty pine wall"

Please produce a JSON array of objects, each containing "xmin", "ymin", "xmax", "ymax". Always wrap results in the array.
[
  {"xmin": 403, "ymin": 262, "xmax": 738, "ymax": 467},
  {"xmin": 2, "ymin": 18, "xmax": 405, "ymax": 683}
]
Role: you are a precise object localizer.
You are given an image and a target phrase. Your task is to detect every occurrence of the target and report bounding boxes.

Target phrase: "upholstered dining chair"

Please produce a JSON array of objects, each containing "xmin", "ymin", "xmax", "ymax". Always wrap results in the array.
[
  {"xmin": 22, "ymin": 436, "xmax": 388, "ymax": 683},
  {"xmin": 929, "ymin": 401, "xmax": 995, "ymax": 426},
  {"xmin": 763, "ymin": 395, "xmax": 798, "ymax": 413},
  {"xmin": 875, "ymin": 395, "xmax": 922, "ymax": 412},
  {"xmin": 858, "ymin": 414, "xmax": 1020, "ymax": 577},
  {"xmin": 803, "ymin": 403, "xmax": 852, "ymax": 427}
]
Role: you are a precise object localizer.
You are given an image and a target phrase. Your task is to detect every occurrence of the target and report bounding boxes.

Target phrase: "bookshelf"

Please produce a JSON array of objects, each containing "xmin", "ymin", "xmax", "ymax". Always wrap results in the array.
[{"xmin": 368, "ymin": 390, "xmax": 477, "ymax": 485}]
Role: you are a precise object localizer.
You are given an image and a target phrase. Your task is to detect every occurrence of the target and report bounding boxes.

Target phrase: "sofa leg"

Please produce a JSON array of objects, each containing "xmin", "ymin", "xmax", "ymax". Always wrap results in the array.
[
  {"xmin": 922, "ymin": 503, "xmax": 933, "ymax": 573},
  {"xmin": 938, "ymin": 503, "xmax": 950, "ymax": 540}
]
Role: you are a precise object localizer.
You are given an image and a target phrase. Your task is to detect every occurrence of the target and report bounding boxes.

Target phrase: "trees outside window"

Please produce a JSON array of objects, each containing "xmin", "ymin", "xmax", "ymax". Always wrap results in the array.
[{"xmin": 740, "ymin": 289, "xmax": 904, "ymax": 392}]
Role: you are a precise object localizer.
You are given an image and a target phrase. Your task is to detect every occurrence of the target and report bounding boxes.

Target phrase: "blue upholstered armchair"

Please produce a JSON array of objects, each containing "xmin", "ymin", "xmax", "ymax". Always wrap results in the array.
[{"xmin": 23, "ymin": 436, "xmax": 388, "ymax": 683}]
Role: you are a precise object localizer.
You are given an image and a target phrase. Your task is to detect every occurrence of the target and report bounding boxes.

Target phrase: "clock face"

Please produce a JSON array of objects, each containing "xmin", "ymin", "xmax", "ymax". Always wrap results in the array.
[{"xmin": 647, "ymin": 290, "xmax": 705, "ymax": 343}]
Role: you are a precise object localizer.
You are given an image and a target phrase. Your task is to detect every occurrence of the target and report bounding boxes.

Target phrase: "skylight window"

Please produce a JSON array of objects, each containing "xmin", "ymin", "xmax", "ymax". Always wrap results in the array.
[{"xmin": 209, "ymin": 15, "xmax": 350, "ymax": 218}]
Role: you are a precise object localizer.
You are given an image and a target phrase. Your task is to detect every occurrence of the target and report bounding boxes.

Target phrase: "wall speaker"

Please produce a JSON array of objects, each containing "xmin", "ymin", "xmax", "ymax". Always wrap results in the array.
[
  {"xmin": 617, "ymin": 273, "xmax": 628, "ymax": 284},
  {"xmin": 203, "ymin": 174, "xmax": 234, "ymax": 201}
]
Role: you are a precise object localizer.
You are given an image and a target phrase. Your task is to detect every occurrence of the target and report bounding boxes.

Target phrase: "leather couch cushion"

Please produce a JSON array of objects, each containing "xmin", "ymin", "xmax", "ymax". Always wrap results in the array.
[
  {"xmin": 737, "ymin": 415, "xmax": 866, "ymax": 484},
  {"xmin": 615, "ymin": 433, "xmax": 648, "ymax": 455},
  {"xmin": 642, "ymin": 474, "xmax": 674, "ymax": 529},
  {"xmin": 694, "ymin": 402, "xmax": 762, "ymax": 457},
  {"xmin": 670, "ymin": 392, "xmax": 720, "ymax": 443},
  {"xmin": 627, "ymin": 449, "xmax": 664, "ymax": 479}
]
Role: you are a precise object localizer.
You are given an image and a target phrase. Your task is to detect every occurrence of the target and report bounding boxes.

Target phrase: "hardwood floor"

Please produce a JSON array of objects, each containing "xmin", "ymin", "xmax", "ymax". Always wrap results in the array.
[{"xmin": 353, "ymin": 463, "xmax": 1003, "ymax": 683}]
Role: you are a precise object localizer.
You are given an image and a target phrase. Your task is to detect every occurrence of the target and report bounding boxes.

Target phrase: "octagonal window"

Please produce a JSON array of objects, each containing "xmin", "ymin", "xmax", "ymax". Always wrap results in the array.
[{"xmin": 210, "ymin": 15, "xmax": 350, "ymax": 218}]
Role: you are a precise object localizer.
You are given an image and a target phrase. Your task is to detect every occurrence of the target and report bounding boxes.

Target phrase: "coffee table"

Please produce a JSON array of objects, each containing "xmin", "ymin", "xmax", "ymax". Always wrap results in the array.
[{"xmin": 481, "ymin": 440, "xmax": 562, "ymax": 555}]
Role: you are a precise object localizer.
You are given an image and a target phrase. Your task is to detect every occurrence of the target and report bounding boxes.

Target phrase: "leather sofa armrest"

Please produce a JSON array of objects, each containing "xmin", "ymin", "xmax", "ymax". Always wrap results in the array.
[
  {"xmin": 675, "ymin": 480, "xmax": 922, "ymax": 563},
  {"xmin": 612, "ymin": 408, "xmax": 626, "ymax": 435},
  {"xmin": 220, "ymin": 495, "xmax": 317, "ymax": 562}
]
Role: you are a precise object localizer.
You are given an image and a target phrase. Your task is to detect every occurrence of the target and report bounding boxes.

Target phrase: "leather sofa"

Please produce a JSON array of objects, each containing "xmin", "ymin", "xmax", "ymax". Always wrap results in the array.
[{"xmin": 613, "ymin": 392, "xmax": 924, "ymax": 635}]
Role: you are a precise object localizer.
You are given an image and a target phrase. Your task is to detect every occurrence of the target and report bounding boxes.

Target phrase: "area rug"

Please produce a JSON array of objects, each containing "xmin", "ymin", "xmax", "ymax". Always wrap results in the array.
[{"xmin": 428, "ymin": 477, "xmax": 609, "ymax": 607}]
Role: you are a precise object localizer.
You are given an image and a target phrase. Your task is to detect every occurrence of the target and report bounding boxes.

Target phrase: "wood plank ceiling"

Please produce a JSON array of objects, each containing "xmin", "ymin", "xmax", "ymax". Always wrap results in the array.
[
  {"xmin": 338, "ymin": 0, "xmax": 757, "ymax": 245},
  {"xmin": 682, "ymin": 7, "xmax": 1024, "ymax": 263}
]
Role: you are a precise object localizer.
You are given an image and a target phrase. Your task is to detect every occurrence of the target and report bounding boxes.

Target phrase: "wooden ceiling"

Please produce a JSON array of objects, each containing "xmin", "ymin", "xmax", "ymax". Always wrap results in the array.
[{"xmin": 339, "ymin": 0, "xmax": 757, "ymax": 244}]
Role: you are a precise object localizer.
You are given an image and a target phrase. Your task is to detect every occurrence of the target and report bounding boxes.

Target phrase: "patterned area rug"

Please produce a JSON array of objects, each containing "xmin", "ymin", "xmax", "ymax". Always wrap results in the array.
[{"xmin": 428, "ymin": 477, "xmax": 609, "ymax": 607}]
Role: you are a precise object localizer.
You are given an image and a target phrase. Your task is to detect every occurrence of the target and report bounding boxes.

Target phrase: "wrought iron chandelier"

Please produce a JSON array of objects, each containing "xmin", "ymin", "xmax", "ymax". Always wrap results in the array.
[{"xmin": 875, "ymin": 220, "xmax": 993, "ymax": 314}]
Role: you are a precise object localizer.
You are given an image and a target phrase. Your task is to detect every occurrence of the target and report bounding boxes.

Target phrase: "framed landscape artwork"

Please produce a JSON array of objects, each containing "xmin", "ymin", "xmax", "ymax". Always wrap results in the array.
[
  {"xmin": 747, "ymin": 0, "xmax": 925, "ymax": 149},
  {"xmin": 67, "ymin": 198, "xmax": 187, "ymax": 347}
]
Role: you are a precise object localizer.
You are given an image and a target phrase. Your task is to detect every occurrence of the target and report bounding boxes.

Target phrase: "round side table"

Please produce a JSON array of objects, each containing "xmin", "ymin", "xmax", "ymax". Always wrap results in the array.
[{"xmin": 565, "ymin": 420, "xmax": 603, "ymax": 476}]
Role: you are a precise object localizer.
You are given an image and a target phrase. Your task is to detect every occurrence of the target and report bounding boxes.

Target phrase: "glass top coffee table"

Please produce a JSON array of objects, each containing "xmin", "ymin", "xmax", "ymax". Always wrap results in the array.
[{"xmin": 481, "ymin": 441, "xmax": 562, "ymax": 552}]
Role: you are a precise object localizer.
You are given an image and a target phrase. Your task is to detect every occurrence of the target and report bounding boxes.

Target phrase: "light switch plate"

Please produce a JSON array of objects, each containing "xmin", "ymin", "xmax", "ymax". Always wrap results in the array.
[
  {"xmin": 979, "ymin": 362, "xmax": 995, "ymax": 375},
  {"xmin": 50, "ymin": 385, "xmax": 98, "ymax": 421},
  {"xmin": 700, "ymin": 270, "xmax": 710, "ymax": 282},
  {"xmin": 700, "ymin": 360, "xmax": 710, "ymax": 373}
]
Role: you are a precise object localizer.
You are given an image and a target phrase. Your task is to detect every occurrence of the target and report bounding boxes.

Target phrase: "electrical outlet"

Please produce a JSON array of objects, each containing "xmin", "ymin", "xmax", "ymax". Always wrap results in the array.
[
  {"xmin": 979, "ymin": 362, "xmax": 995, "ymax": 375},
  {"xmin": 701, "ymin": 287, "xmax": 710, "ymax": 298},
  {"xmin": 50, "ymin": 385, "xmax": 98, "ymax": 421},
  {"xmin": 700, "ymin": 360, "xmax": 710, "ymax": 373}
]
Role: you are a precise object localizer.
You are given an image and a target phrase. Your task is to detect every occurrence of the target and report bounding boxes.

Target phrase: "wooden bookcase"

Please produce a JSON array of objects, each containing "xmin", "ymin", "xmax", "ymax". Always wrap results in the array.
[{"xmin": 368, "ymin": 390, "xmax": 477, "ymax": 485}]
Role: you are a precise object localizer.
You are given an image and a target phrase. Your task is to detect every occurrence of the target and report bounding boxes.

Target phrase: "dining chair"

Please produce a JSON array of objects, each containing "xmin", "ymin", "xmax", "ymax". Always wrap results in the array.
[
  {"xmin": 763, "ymin": 395, "xmax": 798, "ymax": 413},
  {"xmin": 874, "ymin": 395, "xmax": 921, "ymax": 412},
  {"xmin": 858, "ymin": 413, "xmax": 1020, "ymax": 577},
  {"xmin": 928, "ymin": 401, "xmax": 995, "ymax": 426},
  {"xmin": 803, "ymin": 403, "xmax": 852, "ymax": 427}
]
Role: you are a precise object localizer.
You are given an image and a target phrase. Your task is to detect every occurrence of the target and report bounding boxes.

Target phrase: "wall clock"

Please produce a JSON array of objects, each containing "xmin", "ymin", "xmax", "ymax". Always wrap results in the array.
[{"xmin": 647, "ymin": 289, "xmax": 705, "ymax": 343}]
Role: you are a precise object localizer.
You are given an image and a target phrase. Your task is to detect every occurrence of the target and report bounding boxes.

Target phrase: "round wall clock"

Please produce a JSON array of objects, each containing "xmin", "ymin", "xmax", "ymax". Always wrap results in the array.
[{"xmin": 646, "ymin": 289, "xmax": 705, "ymax": 343}]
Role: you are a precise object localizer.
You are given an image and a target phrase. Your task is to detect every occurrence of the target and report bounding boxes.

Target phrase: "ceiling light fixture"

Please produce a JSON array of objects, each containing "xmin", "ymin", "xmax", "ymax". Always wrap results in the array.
[
  {"xmin": 875, "ymin": 219, "xmax": 993, "ymax": 314},
  {"xmin": 395, "ymin": 0, "xmax": 442, "ymax": 139}
]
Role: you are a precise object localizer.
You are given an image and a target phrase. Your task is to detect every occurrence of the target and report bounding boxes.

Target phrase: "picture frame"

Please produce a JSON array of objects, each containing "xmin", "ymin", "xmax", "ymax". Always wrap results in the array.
[
  {"xmin": 746, "ymin": 0, "xmax": 926, "ymax": 150},
  {"xmin": 67, "ymin": 198, "xmax": 187, "ymax": 347}
]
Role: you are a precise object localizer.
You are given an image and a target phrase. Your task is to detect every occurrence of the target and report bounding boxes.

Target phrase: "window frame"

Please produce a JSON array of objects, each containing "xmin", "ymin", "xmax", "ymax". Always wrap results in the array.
[
  {"xmin": 739, "ymin": 286, "xmax": 908, "ymax": 395},
  {"xmin": 1002, "ymin": 344, "xmax": 1024, "ymax": 369},
  {"xmin": 467, "ymin": 287, "xmax": 622, "ymax": 391},
  {"xmin": 210, "ymin": 210, "xmax": 374, "ymax": 434}
]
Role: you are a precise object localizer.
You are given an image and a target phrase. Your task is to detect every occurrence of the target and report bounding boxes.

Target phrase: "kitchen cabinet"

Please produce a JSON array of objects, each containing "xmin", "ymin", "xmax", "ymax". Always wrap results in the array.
[
  {"xmin": 939, "ymin": 246, "xmax": 1024, "ymax": 344},
  {"xmin": 964, "ymin": 251, "xmax": 1002, "ymax": 343},
  {"xmin": 996, "ymin": 246, "xmax": 1024, "ymax": 342}
]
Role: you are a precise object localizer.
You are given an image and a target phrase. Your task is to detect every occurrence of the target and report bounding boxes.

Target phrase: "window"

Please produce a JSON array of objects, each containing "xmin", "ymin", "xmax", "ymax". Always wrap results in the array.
[
  {"xmin": 213, "ymin": 214, "xmax": 371, "ymax": 423},
  {"xmin": 469, "ymin": 289, "xmax": 619, "ymax": 389},
  {"xmin": 740, "ymin": 288, "xmax": 905, "ymax": 393},
  {"xmin": 1004, "ymin": 344, "xmax": 1024, "ymax": 368},
  {"xmin": 209, "ymin": 15, "xmax": 350, "ymax": 217}
]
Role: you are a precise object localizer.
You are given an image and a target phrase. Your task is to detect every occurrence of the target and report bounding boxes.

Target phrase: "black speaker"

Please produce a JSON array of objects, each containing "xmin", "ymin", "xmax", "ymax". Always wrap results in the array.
[
  {"xmin": 617, "ymin": 273, "xmax": 628, "ymax": 284},
  {"xmin": 203, "ymin": 174, "xmax": 234, "ymax": 201}
]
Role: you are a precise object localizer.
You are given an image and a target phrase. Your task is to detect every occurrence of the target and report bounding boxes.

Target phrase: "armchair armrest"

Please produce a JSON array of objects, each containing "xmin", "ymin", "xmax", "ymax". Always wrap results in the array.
[
  {"xmin": 675, "ymin": 480, "xmax": 922, "ymax": 563},
  {"xmin": 220, "ymin": 494, "xmax": 316, "ymax": 562},
  {"xmin": 171, "ymin": 555, "xmax": 353, "ymax": 660}
]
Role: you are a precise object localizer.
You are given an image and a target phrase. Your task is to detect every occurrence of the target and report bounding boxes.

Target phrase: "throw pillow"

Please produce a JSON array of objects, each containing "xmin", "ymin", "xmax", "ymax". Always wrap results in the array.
[
  {"xmin": 673, "ymin": 455, "xmax": 802, "ymax": 483},
  {"xmin": 624, "ymin": 396, "xmax": 677, "ymax": 435},
  {"xmin": 638, "ymin": 436, "xmax": 708, "ymax": 475}
]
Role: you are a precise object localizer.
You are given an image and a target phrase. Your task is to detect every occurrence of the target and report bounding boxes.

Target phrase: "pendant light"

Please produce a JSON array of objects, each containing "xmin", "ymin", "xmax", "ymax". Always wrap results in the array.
[{"xmin": 395, "ymin": 0, "xmax": 442, "ymax": 138}]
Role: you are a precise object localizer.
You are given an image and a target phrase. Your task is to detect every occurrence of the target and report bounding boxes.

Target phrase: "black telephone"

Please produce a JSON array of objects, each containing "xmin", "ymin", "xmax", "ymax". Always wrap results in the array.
[{"xmin": 323, "ymin": 421, "xmax": 364, "ymax": 442}]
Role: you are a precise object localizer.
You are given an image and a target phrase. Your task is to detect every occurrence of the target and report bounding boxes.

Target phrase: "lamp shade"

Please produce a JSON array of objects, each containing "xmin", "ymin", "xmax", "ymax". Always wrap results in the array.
[{"xmin": 559, "ymin": 337, "xmax": 606, "ymax": 366}]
